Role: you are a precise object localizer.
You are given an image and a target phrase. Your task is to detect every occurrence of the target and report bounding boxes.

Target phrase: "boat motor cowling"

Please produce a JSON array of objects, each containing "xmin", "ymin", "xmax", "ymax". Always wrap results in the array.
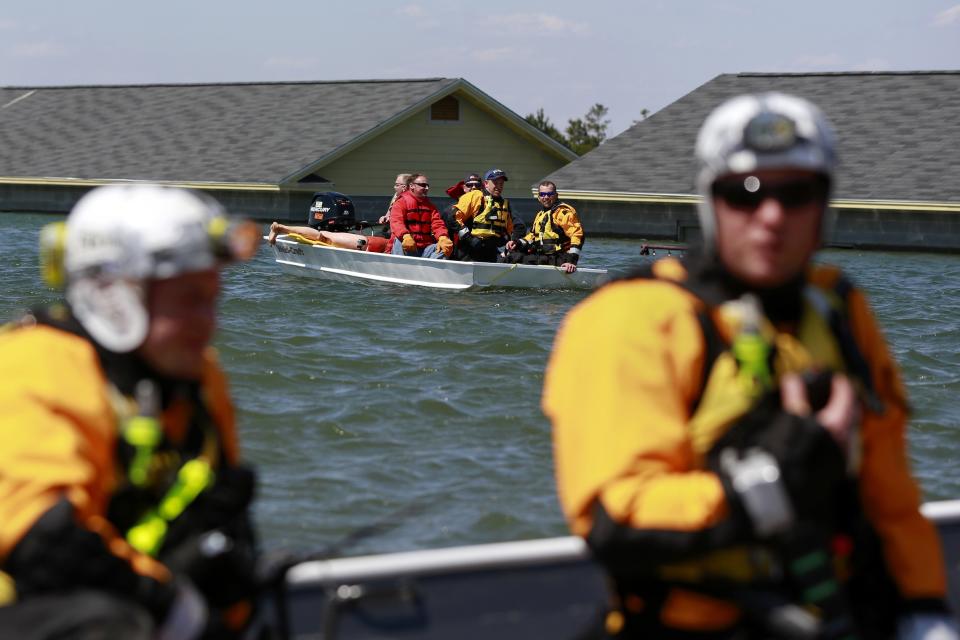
[{"xmin": 306, "ymin": 192, "xmax": 357, "ymax": 232}]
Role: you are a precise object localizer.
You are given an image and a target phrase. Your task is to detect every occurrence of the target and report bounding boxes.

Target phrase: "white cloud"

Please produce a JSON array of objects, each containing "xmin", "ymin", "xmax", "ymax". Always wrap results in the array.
[
  {"xmin": 11, "ymin": 41, "xmax": 64, "ymax": 58},
  {"xmin": 489, "ymin": 13, "xmax": 590, "ymax": 36},
  {"xmin": 933, "ymin": 4, "xmax": 960, "ymax": 25},
  {"xmin": 395, "ymin": 4, "xmax": 426, "ymax": 18}
]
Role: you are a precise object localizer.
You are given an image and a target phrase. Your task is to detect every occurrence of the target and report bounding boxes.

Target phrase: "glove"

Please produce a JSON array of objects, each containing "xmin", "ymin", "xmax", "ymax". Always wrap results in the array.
[
  {"xmin": 156, "ymin": 579, "xmax": 208, "ymax": 640},
  {"xmin": 898, "ymin": 614, "xmax": 960, "ymax": 640},
  {"xmin": 401, "ymin": 234, "xmax": 416, "ymax": 252},
  {"xmin": 437, "ymin": 236, "xmax": 453, "ymax": 257}
]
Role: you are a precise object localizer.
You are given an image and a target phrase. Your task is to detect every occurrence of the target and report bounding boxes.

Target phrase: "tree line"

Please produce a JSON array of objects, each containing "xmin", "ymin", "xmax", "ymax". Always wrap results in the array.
[{"xmin": 525, "ymin": 104, "xmax": 650, "ymax": 156}]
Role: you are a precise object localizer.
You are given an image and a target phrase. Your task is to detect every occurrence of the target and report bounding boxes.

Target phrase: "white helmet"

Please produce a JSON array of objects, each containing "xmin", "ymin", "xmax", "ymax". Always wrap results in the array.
[
  {"xmin": 54, "ymin": 184, "xmax": 257, "ymax": 353},
  {"xmin": 694, "ymin": 92, "xmax": 837, "ymax": 249}
]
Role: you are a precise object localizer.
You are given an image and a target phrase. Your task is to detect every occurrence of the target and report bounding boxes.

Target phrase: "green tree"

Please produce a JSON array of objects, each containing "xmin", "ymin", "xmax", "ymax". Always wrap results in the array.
[
  {"xmin": 565, "ymin": 103, "xmax": 610, "ymax": 155},
  {"xmin": 526, "ymin": 103, "xmax": 613, "ymax": 155},
  {"xmin": 524, "ymin": 108, "xmax": 567, "ymax": 146}
]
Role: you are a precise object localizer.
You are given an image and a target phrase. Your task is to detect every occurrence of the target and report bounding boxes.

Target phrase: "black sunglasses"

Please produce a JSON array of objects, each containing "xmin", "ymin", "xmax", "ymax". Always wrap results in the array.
[
  {"xmin": 712, "ymin": 176, "xmax": 827, "ymax": 210},
  {"xmin": 464, "ymin": 181, "xmax": 481, "ymax": 188},
  {"xmin": 412, "ymin": 182, "xmax": 430, "ymax": 188},
  {"xmin": 538, "ymin": 191, "xmax": 557, "ymax": 198}
]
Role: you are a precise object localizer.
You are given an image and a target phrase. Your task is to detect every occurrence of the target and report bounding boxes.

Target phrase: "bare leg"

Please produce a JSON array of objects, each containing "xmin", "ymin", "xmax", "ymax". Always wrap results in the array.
[
  {"xmin": 268, "ymin": 222, "xmax": 322, "ymax": 245},
  {"xmin": 268, "ymin": 222, "xmax": 367, "ymax": 250},
  {"xmin": 323, "ymin": 231, "xmax": 369, "ymax": 250}
]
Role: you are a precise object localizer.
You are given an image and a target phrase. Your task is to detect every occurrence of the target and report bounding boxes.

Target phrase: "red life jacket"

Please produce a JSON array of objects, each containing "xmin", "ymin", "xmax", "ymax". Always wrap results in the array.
[{"xmin": 389, "ymin": 191, "xmax": 444, "ymax": 249}]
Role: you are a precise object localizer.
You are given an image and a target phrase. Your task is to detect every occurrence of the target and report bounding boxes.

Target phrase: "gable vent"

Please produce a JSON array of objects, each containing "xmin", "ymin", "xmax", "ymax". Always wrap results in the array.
[{"xmin": 430, "ymin": 96, "xmax": 460, "ymax": 121}]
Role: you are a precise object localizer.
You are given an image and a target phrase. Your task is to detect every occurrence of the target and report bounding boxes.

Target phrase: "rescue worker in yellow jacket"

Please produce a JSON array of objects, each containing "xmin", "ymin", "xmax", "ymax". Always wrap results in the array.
[
  {"xmin": 0, "ymin": 185, "xmax": 261, "ymax": 639},
  {"xmin": 504, "ymin": 180, "xmax": 584, "ymax": 273},
  {"xmin": 453, "ymin": 168, "xmax": 515, "ymax": 262},
  {"xmin": 544, "ymin": 93, "xmax": 958, "ymax": 639}
]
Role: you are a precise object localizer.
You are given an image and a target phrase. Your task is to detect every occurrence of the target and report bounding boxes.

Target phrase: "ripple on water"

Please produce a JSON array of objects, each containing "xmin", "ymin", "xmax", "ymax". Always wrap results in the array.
[{"xmin": 2, "ymin": 217, "xmax": 959, "ymax": 554}]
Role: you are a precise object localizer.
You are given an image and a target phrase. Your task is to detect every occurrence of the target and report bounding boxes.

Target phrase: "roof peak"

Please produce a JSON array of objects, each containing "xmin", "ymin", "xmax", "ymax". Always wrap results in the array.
[
  {"xmin": 735, "ymin": 70, "xmax": 960, "ymax": 78},
  {"xmin": 1, "ymin": 78, "xmax": 456, "ymax": 91}
]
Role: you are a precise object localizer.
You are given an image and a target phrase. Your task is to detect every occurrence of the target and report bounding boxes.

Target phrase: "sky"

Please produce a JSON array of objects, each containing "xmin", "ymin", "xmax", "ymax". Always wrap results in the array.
[{"xmin": 1, "ymin": 1, "xmax": 958, "ymax": 138}]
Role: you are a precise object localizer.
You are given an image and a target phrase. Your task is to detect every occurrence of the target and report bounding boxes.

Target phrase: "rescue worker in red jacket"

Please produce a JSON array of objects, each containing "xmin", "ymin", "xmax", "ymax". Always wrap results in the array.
[
  {"xmin": 544, "ymin": 93, "xmax": 958, "ymax": 639},
  {"xmin": 504, "ymin": 180, "xmax": 584, "ymax": 273},
  {"xmin": 453, "ymin": 168, "xmax": 515, "ymax": 262},
  {"xmin": 0, "ymin": 185, "xmax": 261, "ymax": 639},
  {"xmin": 389, "ymin": 173, "xmax": 452, "ymax": 258}
]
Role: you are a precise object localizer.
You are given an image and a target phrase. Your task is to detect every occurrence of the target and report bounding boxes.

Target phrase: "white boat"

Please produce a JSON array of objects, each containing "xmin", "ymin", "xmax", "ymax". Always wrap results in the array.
[
  {"xmin": 267, "ymin": 234, "xmax": 610, "ymax": 291},
  {"xmin": 257, "ymin": 499, "xmax": 960, "ymax": 639}
]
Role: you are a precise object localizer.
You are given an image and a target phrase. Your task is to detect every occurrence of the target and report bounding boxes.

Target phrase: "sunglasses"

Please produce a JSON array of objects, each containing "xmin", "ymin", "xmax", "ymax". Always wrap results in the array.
[
  {"xmin": 712, "ymin": 176, "xmax": 827, "ymax": 210},
  {"xmin": 538, "ymin": 191, "xmax": 557, "ymax": 198},
  {"xmin": 464, "ymin": 181, "xmax": 481, "ymax": 188},
  {"xmin": 412, "ymin": 182, "xmax": 430, "ymax": 188}
]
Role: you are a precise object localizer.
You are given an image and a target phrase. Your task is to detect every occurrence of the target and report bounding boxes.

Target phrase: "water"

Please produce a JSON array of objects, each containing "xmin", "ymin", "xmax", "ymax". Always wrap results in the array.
[{"xmin": 2, "ymin": 212, "xmax": 958, "ymax": 558}]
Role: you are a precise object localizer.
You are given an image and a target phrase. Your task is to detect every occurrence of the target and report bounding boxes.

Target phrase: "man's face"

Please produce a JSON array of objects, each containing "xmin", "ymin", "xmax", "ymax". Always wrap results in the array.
[
  {"xmin": 138, "ymin": 269, "xmax": 220, "ymax": 380},
  {"xmin": 485, "ymin": 177, "xmax": 506, "ymax": 197},
  {"xmin": 463, "ymin": 177, "xmax": 480, "ymax": 193},
  {"xmin": 537, "ymin": 184, "xmax": 558, "ymax": 209},
  {"xmin": 712, "ymin": 169, "xmax": 827, "ymax": 288},
  {"xmin": 409, "ymin": 176, "xmax": 430, "ymax": 199}
]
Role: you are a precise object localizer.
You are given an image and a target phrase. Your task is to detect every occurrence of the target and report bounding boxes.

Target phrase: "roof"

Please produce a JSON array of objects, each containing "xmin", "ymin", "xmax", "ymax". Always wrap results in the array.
[
  {"xmin": 0, "ymin": 78, "xmax": 574, "ymax": 188},
  {"xmin": 544, "ymin": 71, "xmax": 960, "ymax": 205}
]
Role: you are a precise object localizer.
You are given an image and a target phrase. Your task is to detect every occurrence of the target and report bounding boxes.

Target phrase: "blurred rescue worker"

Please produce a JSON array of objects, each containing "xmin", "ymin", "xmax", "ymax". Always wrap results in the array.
[
  {"xmin": 453, "ymin": 168, "xmax": 515, "ymax": 262},
  {"xmin": 389, "ymin": 173, "xmax": 453, "ymax": 259},
  {"xmin": 0, "ymin": 185, "xmax": 262, "ymax": 639},
  {"xmin": 267, "ymin": 221, "xmax": 387, "ymax": 252},
  {"xmin": 504, "ymin": 180, "xmax": 584, "ymax": 273},
  {"xmin": 544, "ymin": 93, "xmax": 958, "ymax": 639}
]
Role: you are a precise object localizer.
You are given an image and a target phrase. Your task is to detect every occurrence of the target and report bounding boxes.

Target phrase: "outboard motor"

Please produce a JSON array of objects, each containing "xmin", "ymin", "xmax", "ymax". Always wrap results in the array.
[{"xmin": 306, "ymin": 192, "xmax": 357, "ymax": 232}]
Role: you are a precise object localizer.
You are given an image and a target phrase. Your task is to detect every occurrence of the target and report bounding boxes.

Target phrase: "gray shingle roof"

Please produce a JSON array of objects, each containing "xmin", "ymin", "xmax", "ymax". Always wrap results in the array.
[
  {"xmin": 0, "ymin": 79, "xmax": 460, "ymax": 184},
  {"xmin": 544, "ymin": 71, "xmax": 960, "ymax": 203}
]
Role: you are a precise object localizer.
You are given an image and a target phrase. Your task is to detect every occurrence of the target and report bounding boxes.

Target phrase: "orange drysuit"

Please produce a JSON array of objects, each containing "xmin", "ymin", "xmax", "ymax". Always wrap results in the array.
[
  {"xmin": 0, "ymin": 308, "xmax": 252, "ymax": 630},
  {"xmin": 544, "ymin": 257, "xmax": 946, "ymax": 634}
]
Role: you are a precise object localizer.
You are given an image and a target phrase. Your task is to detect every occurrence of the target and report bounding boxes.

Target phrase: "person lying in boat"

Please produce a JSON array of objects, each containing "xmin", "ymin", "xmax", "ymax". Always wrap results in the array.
[
  {"xmin": 502, "ymin": 180, "xmax": 584, "ymax": 273},
  {"xmin": 266, "ymin": 221, "xmax": 389, "ymax": 252},
  {"xmin": 544, "ymin": 93, "xmax": 959, "ymax": 639},
  {"xmin": 453, "ymin": 168, "xmax": 514, "ymax": 262},
  {"xmin": 388, "ymin": 173, "xmax": 453, "ymax": 259}
]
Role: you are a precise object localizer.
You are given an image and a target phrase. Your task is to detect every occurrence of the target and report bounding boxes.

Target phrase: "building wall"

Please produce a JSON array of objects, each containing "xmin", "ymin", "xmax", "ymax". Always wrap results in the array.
[
  {"xmin": 314, "ymin": 95, "xmax": 570, "ymax": 199},
  {"xmin": 564, "ymin": 198, "xmax": 960, "ymax": 252},
  {"xmin": 5, "ymin": 184, "xmax": 957, "ymax": 252}
]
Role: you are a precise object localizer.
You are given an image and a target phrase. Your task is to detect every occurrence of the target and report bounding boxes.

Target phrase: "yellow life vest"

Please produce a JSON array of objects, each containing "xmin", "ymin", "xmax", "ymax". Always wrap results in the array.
[
  {"xmin": 656, "ymin": 279, "xmax": 876, "ymax": 585},
  {"xmin": 471, "ymin": 195, "xmax": 511, "ymax": 239},
  {"xmin": 530, "ymin": 205, "xmax": 571, "ymax": 254},
  {"xmin": 686, "ymin": 287, "xmax": 849, "ymax": 463}
]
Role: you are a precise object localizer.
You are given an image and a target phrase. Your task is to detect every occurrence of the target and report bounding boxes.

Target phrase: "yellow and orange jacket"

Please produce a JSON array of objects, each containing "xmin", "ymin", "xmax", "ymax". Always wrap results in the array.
[
  {"xmin": 522, "ymin": 202, "xmax": 584, "ymax": 257},
  {"xmin": 543, "ymin": 257, "xmax": 946, "ymax": 631},
  {"xmin": 0, "ymin": 316, "xmax": 240, "ymax": 603},
  {"xmin": 454, "ymin": 190, "xmax": 514, "ymax": 240}
]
